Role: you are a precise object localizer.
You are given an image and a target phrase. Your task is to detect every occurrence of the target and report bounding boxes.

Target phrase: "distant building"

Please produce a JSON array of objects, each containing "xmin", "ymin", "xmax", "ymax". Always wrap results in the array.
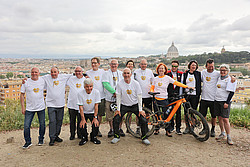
[
  {"xmin": 221, "ymin": 46, "xmax": 226, "ymax": 53},
  {"xmin": 167, "ymin": 42, "xmax": 179, "ymax": 59},
  {"xmin": 229, "ymin": 71, "xmax": 243, "ymax": 78},
  {"xmin": 233, "ymin": 87, "xmax": 250, "ymax": 104},
  {"xmin": 0, "ymin": 80, "xmax": 22, "ymax": 104}
]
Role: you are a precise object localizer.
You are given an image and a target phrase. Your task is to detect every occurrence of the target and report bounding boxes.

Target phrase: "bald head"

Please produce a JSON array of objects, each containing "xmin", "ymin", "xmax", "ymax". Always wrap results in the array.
[
  {"xmin": 31, "ymin": 67, "xmax": 40, "ymax": 81},
  {"xmin": 75, "ymin": 66, "xmax": 83, "ymax": 79},
  {"xmin": 140, "ymin": 59, "xmax": 147, "ymax": 70}
]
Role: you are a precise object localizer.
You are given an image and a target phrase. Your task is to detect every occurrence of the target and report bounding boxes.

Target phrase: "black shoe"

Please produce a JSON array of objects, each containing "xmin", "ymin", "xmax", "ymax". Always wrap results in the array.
[
  {"xmin": 91, "ymin": 137, "xmax": 101, "ymax": 144},
  {"xmin": 97, "ymin": 130, "xmax": 102, "ymax": 137},
  {"xmin": 108, "ymin": 130, "xmax": 114, "ymax": 138},
  {"xmin": 69, "ymin": 136, "xmax": 75, "ymax": 140},
  {"xmin": 22, "ymin": 142, "xmax": 32, "ymax": 149},
  {"xmin": 211, "ymin": 130, "xmax": 215, "ymax": 137},
  {"xmin": 49, "ymin": 139, "xmax": 55, "ymax": 146},
  {"xmin": 55, "ymin": 137, "xmax": 63, "ymax": 142},
  {"xmin": 165, "ymin": 131, "xmax": 172, "ymax": 137},
  {"xmin": 126, "ymin": 129, "xmax": 129, "ymax": 133},
  {"xmin": 79, "ymin": 137, "xmax": 87, "ymax": 146},
  {"xmin": 176, "ymin": 129, "xmax": 182, "ymax": 135},
  {"xmin": 119, "ymin": 129, "xmax": 125, "ymax": 137}
]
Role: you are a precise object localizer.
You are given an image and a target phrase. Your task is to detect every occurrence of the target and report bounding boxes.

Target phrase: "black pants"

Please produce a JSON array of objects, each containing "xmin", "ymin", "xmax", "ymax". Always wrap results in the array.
[
  {"xmin": 170, "ymin": 102, "xmax": 181, "ymax": 131},
  {"xmin": 143, "ymin": 97, "xmax": 152, "ymax": 111},
  {"xmin": 154, "ymin": 99, "xmax": 171, "ymax": 132},
  {"xmin": 113, "ymin": 104, "xmax": 148, "ymax": 139},
  {"xmin": 185, "ymin": 95, "xmax": 200, "ymax": 112},
  {"xmin": 79, "ymin": 113, "xmax": 99, "ymax": 139},
  {"xmin": 68, "ymin": 108, "xmax": 81, "ymax": 138}
]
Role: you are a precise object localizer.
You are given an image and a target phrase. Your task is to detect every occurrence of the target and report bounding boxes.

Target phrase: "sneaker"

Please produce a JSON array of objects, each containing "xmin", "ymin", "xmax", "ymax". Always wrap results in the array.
[
  {"xmin": 136, "ymin": 128, "xmax": 141, "ymax": 135},
  {"xmin": 119, "ymin": 129, "xmax": 125, "ymax": 137},
  {"xmin": 97, "ymin": 131, "xmax": 102, "ymax": 137},
  {"xmin": 49, "ymin": 139, "xmax": 55, "ymax": 146},
  {"xmin": 227, "ymin": 138, "xmax": 234, "ymax": 145},
  {"xmin": 183, "ymin": 127, "xmax": 190, "ymax": 134},
  {"xmin": 108, "ymin": 130, "xmax": 114, "ymax": 138},
  {"xmin": 199, "ymin": 129, "xmax": 206, "ymax": 135},
  {"xmin": 55, "ymin": 137, "xmax": 63, "ymax": 142},
  {"xmin": 176, "ymin": 129, "xmax": 182, "ymax": 135},
  {"xmin": 170, "ymin": 127, "xmax": 175, "ymax": 133},
  {"xmin": 142, "ymin": 139, "xmax": 151, "ymax": 145},
  {"xmin": 216, "ymin": 134, "xmax": 226, "ymax": 141},
  {"xmin": 79, "ymin": 137, "xmax": 87, "ymax": 146},
  {"xmin": 38, "ymin": 140, "xmax": 44, "ymax": 146},
  {"xmin": 210, "ymin": 130, "xmax": 215, "ymax": 137},
  {"xmin": 111, "ymin": 138, "xmax": 120, "ymax": 144},
  {"xmin": 22, "ymin": 142, "xmax": 32, "ymax": 149},
  {"xmin": 69, "ymin": 136, "xmax": 75, "ymax": 140},
  {"xmin": 91, "ymin": 137, "xmax": 101, "ymax": 144},
  {"xmin": 165, "ymin": 131, "xmax": 172, "ymax": 137}
]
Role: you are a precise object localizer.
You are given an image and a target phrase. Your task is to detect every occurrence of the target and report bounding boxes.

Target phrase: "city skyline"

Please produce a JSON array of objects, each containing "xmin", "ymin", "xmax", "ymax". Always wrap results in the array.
[{"xmin": 0, "ymin": 0, "xmax": 250, "ymax": 59}]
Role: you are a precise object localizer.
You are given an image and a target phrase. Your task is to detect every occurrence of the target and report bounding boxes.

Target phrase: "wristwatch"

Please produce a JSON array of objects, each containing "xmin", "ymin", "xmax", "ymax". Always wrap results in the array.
[{"xmin": 94, "ymin": 116, "xmax": 98, "ymax": 119}]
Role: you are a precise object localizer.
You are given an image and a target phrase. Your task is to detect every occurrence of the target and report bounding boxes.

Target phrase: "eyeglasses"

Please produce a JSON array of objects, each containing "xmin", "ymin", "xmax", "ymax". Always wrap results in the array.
[
  {"xmin": 75, "ymin": 70, "xmax": 82, "ymax": 72},
  {"xmin": 220, "ymin": 70, "xmax": 228, "ymax": 72},
  {"xmin": 110, "ymin": 63, "xmax": 118, "ymax": 66},
  {"xmin": 172, "ymin": 65, "xmax": 178, "ymax": 68},
  {"xmin": 92, "ymin": 62, "xmax": 98, "ymax": 64}
]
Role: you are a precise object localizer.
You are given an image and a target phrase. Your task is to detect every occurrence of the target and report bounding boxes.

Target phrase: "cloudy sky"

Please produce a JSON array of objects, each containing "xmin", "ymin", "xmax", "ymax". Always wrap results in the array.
[{"xmin": 0, "ymin": 0, "xmax": 250, "ymax": 58}]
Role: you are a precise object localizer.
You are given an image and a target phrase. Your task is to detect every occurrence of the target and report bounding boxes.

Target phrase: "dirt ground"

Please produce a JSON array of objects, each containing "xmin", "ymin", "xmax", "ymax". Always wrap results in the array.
[{"xmin": 0, "ymin": 123, "xmax": 249, "ymax": 167}]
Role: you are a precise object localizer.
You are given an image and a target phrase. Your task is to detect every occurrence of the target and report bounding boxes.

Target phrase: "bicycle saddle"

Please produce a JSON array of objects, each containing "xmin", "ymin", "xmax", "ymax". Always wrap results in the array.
[{"xmin": 148, "ymin": 92, "xmax": 160, "ymax": 95}]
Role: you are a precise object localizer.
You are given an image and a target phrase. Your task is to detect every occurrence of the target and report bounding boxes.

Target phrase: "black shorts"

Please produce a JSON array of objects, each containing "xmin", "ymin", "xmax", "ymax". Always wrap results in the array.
[
  {"xmin": 214, "ymin": 101, "xmax": 231, "ymax": 118},
  {"xmin": 199, "ymin": 100, "xmax": 216, "ymax": 118}
]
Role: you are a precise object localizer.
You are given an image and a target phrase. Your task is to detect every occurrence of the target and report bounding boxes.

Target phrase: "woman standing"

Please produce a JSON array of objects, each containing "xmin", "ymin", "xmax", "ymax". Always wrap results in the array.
[
  {"xmin": 150, "ymin": 63, "xmax": 193, "ymax": 137},
  {"xmin": 182, "ymin": 60, "xmax": 202, "ymax": 134},
  {"xmin": 214, "ymin": 64, "xmax": 237, "ymax": 145},
  {"xmin": 126, "ymin": 60, "xmax": 135, "ymax": 79}
]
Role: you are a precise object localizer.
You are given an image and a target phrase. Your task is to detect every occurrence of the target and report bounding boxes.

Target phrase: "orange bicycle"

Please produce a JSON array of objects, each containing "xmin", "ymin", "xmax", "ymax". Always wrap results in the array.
[{"xmin": 125, "ymin": 89, "xmax": 210, "ymax": 142}]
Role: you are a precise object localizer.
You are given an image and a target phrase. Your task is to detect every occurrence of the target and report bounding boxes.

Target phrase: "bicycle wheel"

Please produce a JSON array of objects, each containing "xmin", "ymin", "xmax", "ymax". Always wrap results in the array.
[
  {"xmin": 186, "ymin": 108, "xmax": 210, "ymax": 142},
  {"xmin": 125, "ymin": 107, "xmax": 157, "ymax": 138}
]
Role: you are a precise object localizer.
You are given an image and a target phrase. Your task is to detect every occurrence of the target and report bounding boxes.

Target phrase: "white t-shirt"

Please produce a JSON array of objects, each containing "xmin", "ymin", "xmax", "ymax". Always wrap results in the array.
[
  {"xmin": 86, "ymin": 69, "xmax": 105, "ymax": 99},
  {"xmin": 116, "ymin": 79, "xmax": 142, "ymax": 106},
  {"xmin": 215, "ymin": 76, "xmax": 237, "ymax": 101},
  {"xmin": 66, "ymin": 76, "xmax": 86, "ymax": 110},
  {"xmin": 21, "ymin": 78, "xmax": 46, "ymax": 111},
  {"xmin": 153, "ymin": 75, "xmax": 175, "ymax": 99},
  {"xmin": 171, "ymin": 71, "xmax": 177, "ymax": 88},
  {"xmin": 134, "ymin": 69, "xmax": 154, "ymax": 98},
  {"xmin": 185, "ymin": 73, "xmax": 196, "ymax": 95},
  {"xmin": 43, "ymin": 74, "xmax": 71, "ymax": 107},
  {"xmin": 77, "ymin": 88, "xmax": 101, "ymax": 114},
  {"xmin": 102, "ymin": 69, "xmax": 123, "ymax": 102},
  {"xmin": 201, "ymin": 70, "xmax": 220, "ymax": 101}
]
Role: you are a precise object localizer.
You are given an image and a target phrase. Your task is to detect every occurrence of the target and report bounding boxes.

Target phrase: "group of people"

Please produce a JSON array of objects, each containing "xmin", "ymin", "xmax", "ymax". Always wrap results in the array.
[{"xmin": 20, "ymin": 57, "xmax": 237, "ymax": 149}]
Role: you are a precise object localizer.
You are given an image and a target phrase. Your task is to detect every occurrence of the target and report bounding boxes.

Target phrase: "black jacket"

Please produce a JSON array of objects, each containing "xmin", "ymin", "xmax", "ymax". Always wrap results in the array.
[{"xmin": 182, "ymin": 70, "xmax": 201, "ymax": 96}]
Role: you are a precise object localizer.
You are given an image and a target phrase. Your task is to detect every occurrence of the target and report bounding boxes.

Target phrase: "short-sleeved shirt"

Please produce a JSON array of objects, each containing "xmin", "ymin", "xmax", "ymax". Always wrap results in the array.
[
  {"xmin": 185, "ymin": 73, "xmax": 196, "ymax": 95},
  {"xmin": 102, "ymin": 69, "xmax": 123, "ymax": 102},
  {"xmin": 215, "ymin": 76, "xmax": 237, "ymax": 101},
  {"xmin": 77, "ymin": 88, "xmax": 101, "ymax": 114},
  {"xmin": 21, "ymin": 78, "xmax": 46, "ymax": 111},
  {"xmin": 86, "ymin": 69, "xmax": 105, "ymax": 99},
  {"xmin": 153, "ymin": 75, "xmax": 175, "ymax": 99},
  {"xmin": 134, "ymin": 68, "xmax": 154, "ymax": 98},
  {"xmin": 43, "ymin": 74, "xmax": 71, "ymax": 107},
  {"xmin": 116, "ymin": 79, "xmax": 142, "ymax": 106},
  {"xmin": 201, "ymin": 70, "xmax": 220, "ymax": 101},
  {"xmin": 66, "ymin": 76, "xmax": 86, "ymax": 110}
]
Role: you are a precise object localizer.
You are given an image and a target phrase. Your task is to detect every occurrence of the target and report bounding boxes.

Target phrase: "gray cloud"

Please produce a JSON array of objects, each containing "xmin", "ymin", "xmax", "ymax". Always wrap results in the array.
[{"xmin": 230, "ymin": 15, "xmax": 250, "ymax": 31}]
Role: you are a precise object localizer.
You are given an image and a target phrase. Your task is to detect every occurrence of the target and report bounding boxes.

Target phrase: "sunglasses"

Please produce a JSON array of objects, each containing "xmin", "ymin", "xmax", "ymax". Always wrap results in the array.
[{"xmin": 172, "ymin": 65, "xmax": 178, "ymax": 68}]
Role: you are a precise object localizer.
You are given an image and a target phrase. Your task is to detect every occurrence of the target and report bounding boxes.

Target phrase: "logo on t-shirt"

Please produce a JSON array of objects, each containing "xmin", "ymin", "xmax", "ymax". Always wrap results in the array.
[
  {"xmin": 173, "ymin": 77, "xmax": 177, "ymax": 81},
  {"xmin": 53, "ymin": 81, "xmax": 59, "ymax": 86},
  {"xmin": 158, "ymin": 82, "xmax": 162, "ymax": 86},
  {"xmin": 189, "ymin": 78, "xmax": 194, "ymax": 82},
  {"xmin": 217, "ymin": 84, "xmax": 221, "ymax": 88},
  {"xmin": 206, "ymin": 77, "xmax": 211, "ymax": 82},
  {"xmin": 113, "ymin": 77, "xmax": 117, "ymax": 81},
  {"xmin": 86, "ymin": 99, "xmax": 92, "ymax": 104},
  {"xmin": 76, "ymin": 83, "xmax": 81, "ymax": 88},
  {"xmin": 33, "ymin": 88, "xmax": 39, "ymax": 93},
  {"xmin": 141, "ymin": 76, "xmax": 146, "ymax": 80},
  {"xmin": 95, "ymin": 76, "xmax": 100, "ymax": 81},
  {"xmin": 126, "ymin": 89, "xmax": 132, "ymax": 94}
]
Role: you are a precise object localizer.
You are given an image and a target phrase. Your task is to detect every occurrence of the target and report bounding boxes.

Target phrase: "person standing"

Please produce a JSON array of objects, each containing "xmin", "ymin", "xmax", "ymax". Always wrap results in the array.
[
  {"xmin": 43, "ymin": 67, "xmax": 71, "ymax": 146},
  {"xmin": 20, "ymin": 67, "xmax": 46, "ymax": 149},
  {"xmin": 66, "ymin": 66, "xmax": 86, "ymax": 140},
  {"xmin": 86, "ymin": 57, "xmax": 105, "ymax": 137},
  {"xmin": 102, "ymin": 59, "xmax": 124, "ymax": 137},
  {"xmin": 181, "ymin": 60, "xmax": 201, "ymax": 134},
  {"xmin": 111, "ymin": 68, "xmax": 150, "ymax": 145},
  {"xmin": 214, "ymin": 64, "xmax": 237, "ymax": 145},
  {"xmin": 166, "ymin": 60, "xmax": 183, "ymax": 135},
  {"xmin": 77, "ymin": 78, "xmax": 101, "ymax": 145}
]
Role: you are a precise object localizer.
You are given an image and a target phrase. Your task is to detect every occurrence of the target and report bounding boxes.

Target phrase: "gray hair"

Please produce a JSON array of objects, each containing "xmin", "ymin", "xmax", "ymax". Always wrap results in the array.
[
  {"xmin": 84, "ymin": 78, "xmax": 94, "ymax": 85},
  {"xmin": 140, "ymin": 59, "xmax": 147, "ymax": 64},
  {"xmin": 109, "ymin": 59, "xmax": 118, "ymax": 64},
  {"xmin": 51, "ymin": 66, "xmax": 59, "ymax": 71},
  {"xmin": 123, "ymin": 67, "xmax": 131, "ymax": 74},
  {"xmin": 219, "ymin": 64, "xmax": 230, "ymax": 72}
]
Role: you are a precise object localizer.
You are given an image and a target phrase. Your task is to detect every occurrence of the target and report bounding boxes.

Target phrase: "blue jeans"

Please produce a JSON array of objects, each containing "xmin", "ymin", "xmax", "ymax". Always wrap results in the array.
[
  {"xmin": 24, "ymin": 109, "xmax": 46, "ymax": 143},
  {"xmin": 48, "ymin": 107, "xmax": 64, "ymax": 140}
]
